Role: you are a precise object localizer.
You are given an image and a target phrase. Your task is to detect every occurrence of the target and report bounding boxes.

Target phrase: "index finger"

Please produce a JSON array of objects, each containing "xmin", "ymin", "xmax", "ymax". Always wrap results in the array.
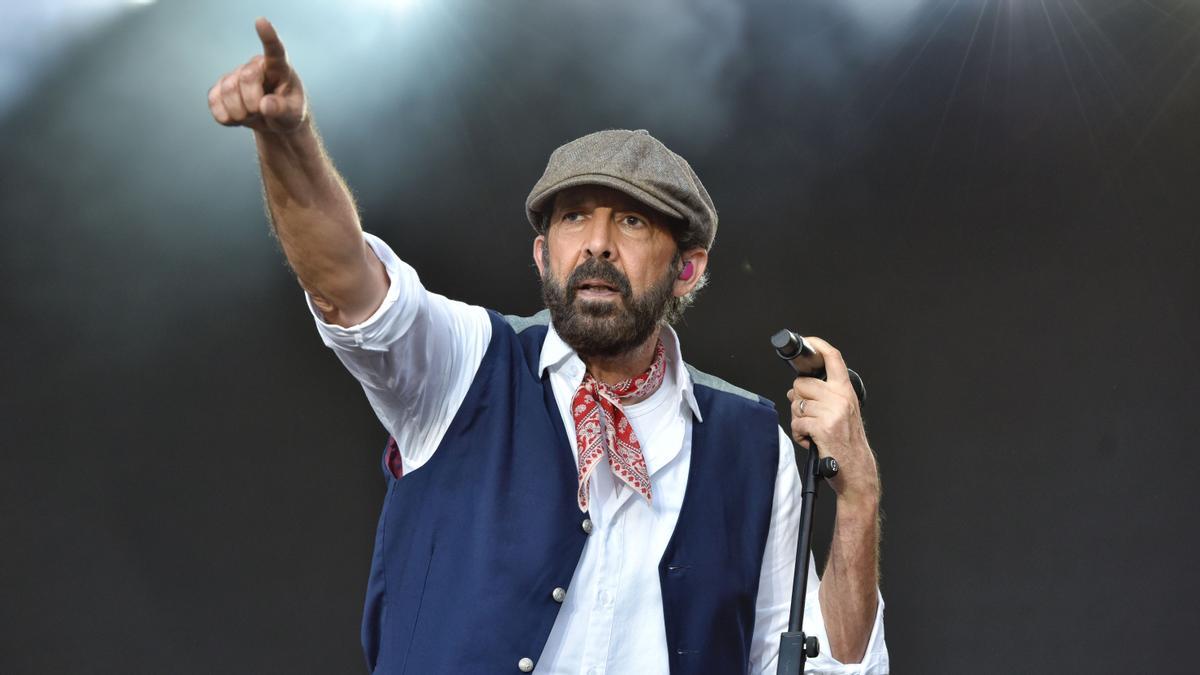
[
  {"xmin": 255, "ymin": 17, "xmax": 287, "ymax": 63},
  {"xmin": 804, "ymin": 336, "xmax": 851, "ymax": 389}
]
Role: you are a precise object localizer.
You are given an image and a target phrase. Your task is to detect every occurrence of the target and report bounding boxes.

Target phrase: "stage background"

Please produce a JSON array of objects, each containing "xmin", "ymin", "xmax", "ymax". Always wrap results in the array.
[{"xmin": 2, "ymin": 0, "xmax": 1197, "ymax": 672}]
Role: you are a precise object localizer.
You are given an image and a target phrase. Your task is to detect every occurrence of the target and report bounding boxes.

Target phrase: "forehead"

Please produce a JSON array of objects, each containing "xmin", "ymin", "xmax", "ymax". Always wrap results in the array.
[{"xmin": 550, "ymin": 185, "xmax": 661, "ymax": 216}]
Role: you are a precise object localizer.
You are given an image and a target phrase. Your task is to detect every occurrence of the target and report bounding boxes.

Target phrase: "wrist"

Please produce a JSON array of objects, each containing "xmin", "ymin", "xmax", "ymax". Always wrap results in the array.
[
  {"xmin": 835, "ymin": 486, "xmax": 880, "ymax": 515},
  {"xmin": 255, "ymin": 116, "xmax": 317, "ymax": 151}
]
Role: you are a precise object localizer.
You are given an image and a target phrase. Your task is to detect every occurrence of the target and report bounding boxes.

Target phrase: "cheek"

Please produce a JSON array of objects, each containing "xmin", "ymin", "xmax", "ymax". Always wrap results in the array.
[
  {"xmin": 633, "ymin": 248, "xmax": 676, "ymax": 289},
  {"xmin": 553, "ymin": 254, "xmax": 577, "ymax": 281},
  {"xmin": 542, "ymin": 240, "xmax": 571, "ymax": 275}
]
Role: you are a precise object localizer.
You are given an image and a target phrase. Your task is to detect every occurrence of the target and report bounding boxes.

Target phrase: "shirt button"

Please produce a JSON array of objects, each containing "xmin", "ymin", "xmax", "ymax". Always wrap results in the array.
[
  {"xmin": 518, "ymin": 657, "xmax": 535, "ymax": 672},
  {"xmin": 581, "ymin": 518, "xmax": 593, "ymax": 534},
  {"xmin": 598, "ymin": 589, "xmax": 613, "ymax": 607},
  {"xmin": 551, "ymin": 586, "xmax": 567, "ymax": 603}
]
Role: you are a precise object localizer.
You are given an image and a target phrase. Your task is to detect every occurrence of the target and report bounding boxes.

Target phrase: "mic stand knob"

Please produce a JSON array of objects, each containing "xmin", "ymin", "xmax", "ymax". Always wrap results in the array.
[{"xmin": 817, "ymin": 457, "xmax": 839, "ymax": 480}]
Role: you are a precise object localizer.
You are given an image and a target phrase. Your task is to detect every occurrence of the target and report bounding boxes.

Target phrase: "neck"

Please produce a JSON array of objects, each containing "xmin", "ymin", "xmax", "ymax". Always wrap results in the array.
[{"xmin": 582, "ymin": 325, "xmax": 663, "ymax": 397}]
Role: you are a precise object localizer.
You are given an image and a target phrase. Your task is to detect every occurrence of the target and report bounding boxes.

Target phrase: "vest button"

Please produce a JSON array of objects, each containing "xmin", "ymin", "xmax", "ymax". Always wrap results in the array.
[
  {"xmin": 518, "ymin": 657, "xmax": 535, "ymax": 672},
  {"xmin": 552, "ymin": 586, "xmax": 567, "ymax": 603},
  {"xmin": 581, "ymin": 518, "xmax": 594, "ymax": 534}
]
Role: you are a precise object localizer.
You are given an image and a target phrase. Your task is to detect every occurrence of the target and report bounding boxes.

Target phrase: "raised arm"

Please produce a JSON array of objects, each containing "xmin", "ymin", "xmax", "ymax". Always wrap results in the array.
[
  {"xmin": 206, "ymin": 18, "xmax": 492, "ymax": 474},
  {"xmin": 207, "ymin": 17, "xmax": 386, "ymax": 327}
]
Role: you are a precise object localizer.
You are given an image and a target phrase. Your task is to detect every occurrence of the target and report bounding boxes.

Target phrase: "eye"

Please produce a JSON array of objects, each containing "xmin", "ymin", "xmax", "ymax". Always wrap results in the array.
[
  {"xmin": 620, "ymin": 214, "xmax": 647, "ymax": 228},
  {"xmin": 560, "ymin": 211, "xmax": 585, "ymax": 223}
]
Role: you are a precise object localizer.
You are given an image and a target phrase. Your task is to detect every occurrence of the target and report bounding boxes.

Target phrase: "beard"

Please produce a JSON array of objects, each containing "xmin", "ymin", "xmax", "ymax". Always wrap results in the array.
[{"xmin": 541, "ymin": 254, "xmax": 677, "ymax": 359}]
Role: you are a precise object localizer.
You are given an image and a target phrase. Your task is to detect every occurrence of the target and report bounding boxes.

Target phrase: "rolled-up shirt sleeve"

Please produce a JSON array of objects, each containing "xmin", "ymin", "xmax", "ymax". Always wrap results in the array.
[
  {"xmin": 748, "ymin": 427, "xmax": 889, "ymax": 674},
  {"xmin": 306, "ymin": 232, "xmax": 491, "ymax": 474}
]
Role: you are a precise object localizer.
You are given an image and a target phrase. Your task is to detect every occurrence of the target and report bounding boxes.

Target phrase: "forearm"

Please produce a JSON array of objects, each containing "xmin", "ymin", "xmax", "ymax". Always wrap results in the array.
[
  {"xmin": 255, "ymin": 120, "xmax": 386, "ymax": 325},
  {"xmin": 818, "ymin": 495, "xmax": 880, "ymax": 664}
]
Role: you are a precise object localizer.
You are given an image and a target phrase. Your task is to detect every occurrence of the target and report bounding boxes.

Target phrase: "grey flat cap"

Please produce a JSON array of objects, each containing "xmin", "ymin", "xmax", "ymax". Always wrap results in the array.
[{"xmin": 526, "ymin": 129, "xmax": 718, "ymax": 250}]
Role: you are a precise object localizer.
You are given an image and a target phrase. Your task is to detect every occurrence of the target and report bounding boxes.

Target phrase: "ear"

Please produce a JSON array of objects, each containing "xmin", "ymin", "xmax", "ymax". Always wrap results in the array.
[
  {"xmin": 533, "ymin": 234, "xmax": 547, "ymax": 279},
  {"xmin": 673, "ymin": 247, "xmax": 709, "ymax": 297}
]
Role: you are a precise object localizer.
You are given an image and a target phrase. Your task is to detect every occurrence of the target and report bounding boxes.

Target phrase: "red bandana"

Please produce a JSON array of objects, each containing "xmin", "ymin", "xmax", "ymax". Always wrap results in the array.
[{"xmin": 572, "ymin": 339, "xmax": 668, "ymax": 512}]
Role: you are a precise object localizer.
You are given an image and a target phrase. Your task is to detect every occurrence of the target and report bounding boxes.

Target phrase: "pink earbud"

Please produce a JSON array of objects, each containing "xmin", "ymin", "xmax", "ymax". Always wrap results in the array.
[{"xmin": 679, "ymin": 261, "xmax": 694, "ymax": 281}]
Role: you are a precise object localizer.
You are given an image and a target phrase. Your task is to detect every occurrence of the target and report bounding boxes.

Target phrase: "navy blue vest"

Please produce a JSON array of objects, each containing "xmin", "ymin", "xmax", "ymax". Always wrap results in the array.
[{"xmin": 362, "ymin": 311, "xmax": 782, "ymax": 674}]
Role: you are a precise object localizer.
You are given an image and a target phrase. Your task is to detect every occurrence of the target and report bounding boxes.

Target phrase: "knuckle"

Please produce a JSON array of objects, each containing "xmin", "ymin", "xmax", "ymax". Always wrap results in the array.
[{"xmin": 812, "ymin": 336, "xmax": 839, "ymax": 355}]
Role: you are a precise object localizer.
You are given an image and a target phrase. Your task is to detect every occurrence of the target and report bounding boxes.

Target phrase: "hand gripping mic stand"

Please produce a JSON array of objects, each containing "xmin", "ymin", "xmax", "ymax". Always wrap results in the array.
[{"xmin": 770, "ymin": 330, "xmax": 867, "ymax": 675}]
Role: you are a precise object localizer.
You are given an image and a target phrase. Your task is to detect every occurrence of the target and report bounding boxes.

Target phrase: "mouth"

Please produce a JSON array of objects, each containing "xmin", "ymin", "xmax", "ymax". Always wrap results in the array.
[{"xmin": 574, "ymin": 279, "xmax": 622, "ymax": 299}]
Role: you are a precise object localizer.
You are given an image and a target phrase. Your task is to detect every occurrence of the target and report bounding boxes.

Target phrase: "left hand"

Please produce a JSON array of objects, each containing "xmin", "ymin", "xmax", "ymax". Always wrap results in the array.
[{"xmin": 786, "ymin": 336, "xmax": 880, "ymax": 504}]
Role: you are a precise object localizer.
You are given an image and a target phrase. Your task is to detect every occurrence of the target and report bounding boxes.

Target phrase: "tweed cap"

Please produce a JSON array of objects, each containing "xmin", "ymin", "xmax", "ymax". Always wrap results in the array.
[{"xmin": 526, "ymin": 129, "xmax": 718, "ymax": 249}]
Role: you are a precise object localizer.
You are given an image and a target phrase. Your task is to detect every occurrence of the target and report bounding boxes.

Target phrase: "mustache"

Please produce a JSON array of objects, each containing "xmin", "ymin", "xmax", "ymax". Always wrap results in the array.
[{"xmin": 566, "ymin": 258, "xmax": 632, "ymax": 299}]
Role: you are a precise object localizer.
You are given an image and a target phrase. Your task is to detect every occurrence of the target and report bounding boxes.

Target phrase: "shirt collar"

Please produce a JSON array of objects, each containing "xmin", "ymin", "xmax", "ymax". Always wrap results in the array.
[{"xmin": 539, "ymin": 318, "xmax": 704, "ymax": 423}]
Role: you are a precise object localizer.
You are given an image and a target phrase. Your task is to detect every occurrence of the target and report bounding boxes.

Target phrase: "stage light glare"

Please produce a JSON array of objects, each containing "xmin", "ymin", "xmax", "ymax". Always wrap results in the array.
[{"xmin": 351, "ymin": 0, "xmax": 418, "ymax": 14}]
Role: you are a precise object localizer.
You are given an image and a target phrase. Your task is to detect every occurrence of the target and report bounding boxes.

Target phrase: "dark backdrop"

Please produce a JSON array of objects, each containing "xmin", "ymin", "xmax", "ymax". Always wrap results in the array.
[{"xmin": 2, "ymin": 0, "xmax": 1197, "ymax": 672}]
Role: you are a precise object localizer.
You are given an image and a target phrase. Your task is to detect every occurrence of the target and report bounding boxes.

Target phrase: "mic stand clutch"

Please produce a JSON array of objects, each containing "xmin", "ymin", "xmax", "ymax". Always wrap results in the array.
[{"xmin": 770, "ymin": 329, "xmax": 866, "ymax": 675}]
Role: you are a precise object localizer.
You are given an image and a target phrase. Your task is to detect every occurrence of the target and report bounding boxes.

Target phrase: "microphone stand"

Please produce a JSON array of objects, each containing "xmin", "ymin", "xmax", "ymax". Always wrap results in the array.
[{"xmin": 771, "ymin": 330, "xmax": 866, "ymax": 675}]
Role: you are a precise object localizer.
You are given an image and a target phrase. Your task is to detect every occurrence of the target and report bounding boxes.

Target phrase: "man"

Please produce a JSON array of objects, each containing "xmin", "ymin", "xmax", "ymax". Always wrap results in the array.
[{"xmin": 208, "ymin": 17, "xmax": 888, "ymax": 675}]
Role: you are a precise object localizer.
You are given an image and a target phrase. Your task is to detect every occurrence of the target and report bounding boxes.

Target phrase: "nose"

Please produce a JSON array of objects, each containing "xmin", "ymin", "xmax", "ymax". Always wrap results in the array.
[{"xmin": 583, "ymin": 208, "xmax": 615, "ymax": 260}]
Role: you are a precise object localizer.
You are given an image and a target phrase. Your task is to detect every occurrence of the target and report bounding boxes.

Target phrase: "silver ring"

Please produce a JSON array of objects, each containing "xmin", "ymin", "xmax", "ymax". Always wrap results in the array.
[{"xmin": 797, "ymin": 399, "xmax": 808, "ymax": 416}]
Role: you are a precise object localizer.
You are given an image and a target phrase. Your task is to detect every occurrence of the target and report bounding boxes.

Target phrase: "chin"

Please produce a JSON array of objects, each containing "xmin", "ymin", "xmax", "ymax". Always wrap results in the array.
[{"xmin": 574, "ymin": 298, "xmax": 623, "ymax": 318}]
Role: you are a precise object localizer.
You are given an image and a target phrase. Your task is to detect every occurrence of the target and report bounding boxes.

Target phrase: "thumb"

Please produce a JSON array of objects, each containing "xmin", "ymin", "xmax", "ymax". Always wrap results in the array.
[
  {"xmin": 259, "ymin": 93, "xmax": 305, "ymax": 132},
  {"xmin": 260, "ymin": 94, "xmax": 281, "ymax": 118}
]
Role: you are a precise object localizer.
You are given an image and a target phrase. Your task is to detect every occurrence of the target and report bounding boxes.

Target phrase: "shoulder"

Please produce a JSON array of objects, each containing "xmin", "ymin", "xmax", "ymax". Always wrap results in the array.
[
  {"xmin": 685, "ymin": 363, "xmax": 782, "ymax": 469},
  {"xmin": 684, "ymin": 363, "xmax": 776, "ymax": 413},
  {"xmin": 499, "ymin": 308, "xmax": 551, "ymax": 335},
  {"xmin": 475, "ymin": 309, "xmax": 550, "ymax": 372}
]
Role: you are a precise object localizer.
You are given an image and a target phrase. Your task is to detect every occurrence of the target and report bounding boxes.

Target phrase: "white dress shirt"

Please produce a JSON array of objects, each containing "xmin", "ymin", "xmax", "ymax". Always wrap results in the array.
[{"xmin": 309, "ymin": 233, "xmax": 889, "ymax": 674}]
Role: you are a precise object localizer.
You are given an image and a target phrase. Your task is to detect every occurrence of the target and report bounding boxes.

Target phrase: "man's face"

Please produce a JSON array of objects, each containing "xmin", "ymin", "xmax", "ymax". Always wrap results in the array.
[{"xmin": 534, "ymin": 185, "xmax": 684, "ymax": 358}]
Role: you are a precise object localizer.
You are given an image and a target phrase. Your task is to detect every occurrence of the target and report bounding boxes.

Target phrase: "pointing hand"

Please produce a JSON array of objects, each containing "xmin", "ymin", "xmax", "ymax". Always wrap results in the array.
[{"xmin": 207, "ymin": 18, "xmax": 308, "ymax": 134}]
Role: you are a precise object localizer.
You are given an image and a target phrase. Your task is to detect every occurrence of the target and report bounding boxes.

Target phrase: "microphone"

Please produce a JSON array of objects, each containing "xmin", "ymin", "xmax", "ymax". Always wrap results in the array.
[{"xmin": 770, "ymin": 329, "xmax": 866, "ymax": 406}]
